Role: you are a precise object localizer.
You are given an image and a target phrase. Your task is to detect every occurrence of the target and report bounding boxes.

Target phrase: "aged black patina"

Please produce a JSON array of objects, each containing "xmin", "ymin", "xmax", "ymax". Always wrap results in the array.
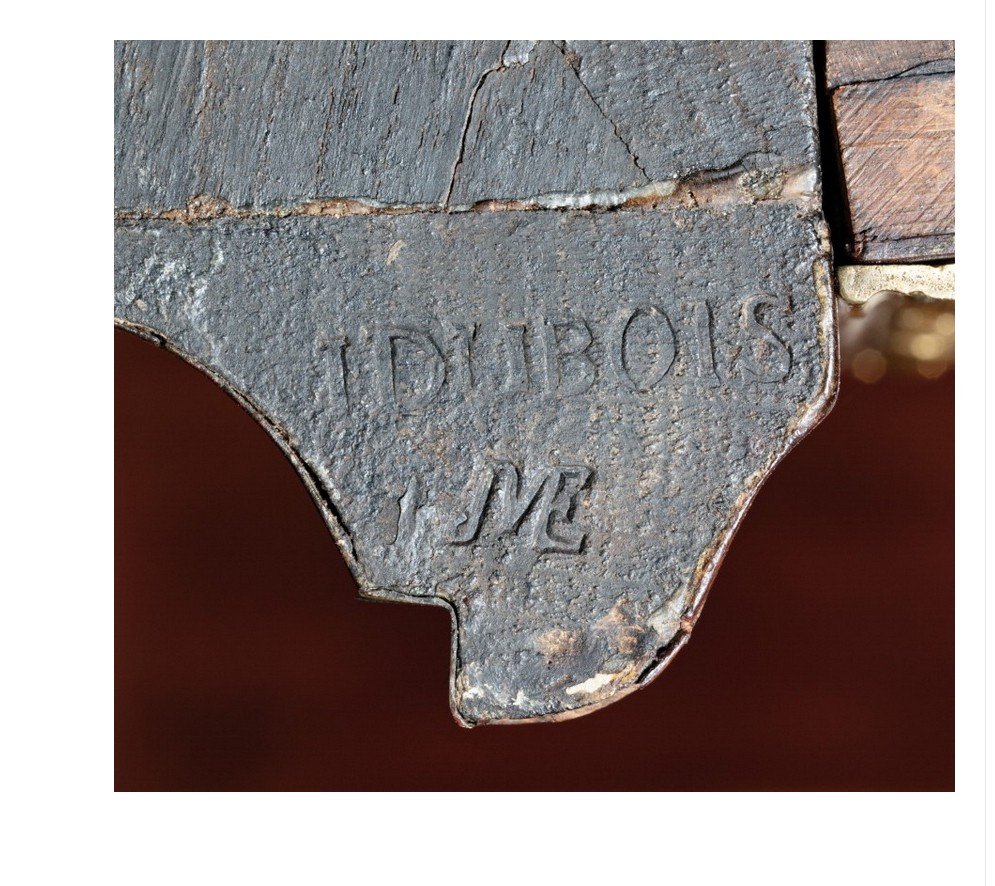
[{"xmin": 115, "ymin": 40, "xmax": 837, "ymax": 724}]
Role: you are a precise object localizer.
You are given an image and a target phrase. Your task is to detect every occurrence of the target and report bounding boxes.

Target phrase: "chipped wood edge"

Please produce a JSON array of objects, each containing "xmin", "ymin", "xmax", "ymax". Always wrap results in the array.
[{"xmin": 477, "ymin": 255, "xmax": 839, "ymax": 727}]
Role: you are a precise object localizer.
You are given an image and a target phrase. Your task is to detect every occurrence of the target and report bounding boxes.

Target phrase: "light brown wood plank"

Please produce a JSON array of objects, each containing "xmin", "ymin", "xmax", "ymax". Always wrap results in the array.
[{"xmin": 832, "ymin": 72, "xmax": 954, "ymax": 262}]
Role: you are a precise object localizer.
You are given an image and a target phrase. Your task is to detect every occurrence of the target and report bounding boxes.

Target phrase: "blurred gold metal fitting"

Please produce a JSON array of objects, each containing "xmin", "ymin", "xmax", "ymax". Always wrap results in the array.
[
  {"xmin": 837, "ymin": 264, "xmax": 954, "ymax": 306},
  {"xmin": 836, "ymin": 265, "xmax": 955, "ymax": 383}
]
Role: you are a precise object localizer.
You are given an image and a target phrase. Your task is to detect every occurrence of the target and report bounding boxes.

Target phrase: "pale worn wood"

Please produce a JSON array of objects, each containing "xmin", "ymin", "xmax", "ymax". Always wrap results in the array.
[
  {"xmin": 831, "ymin": 65, "xmax": 954, "ymax": 262},
  {"xmin": 825, "ymin": 40, "xmax": 953, "ymax": 89}
]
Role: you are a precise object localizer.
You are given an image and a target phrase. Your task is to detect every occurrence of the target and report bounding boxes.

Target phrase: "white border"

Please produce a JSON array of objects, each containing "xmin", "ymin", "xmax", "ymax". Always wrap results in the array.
[{"xmin": 2, "ymin": 2, "xmax": 984, "ymax": 883}]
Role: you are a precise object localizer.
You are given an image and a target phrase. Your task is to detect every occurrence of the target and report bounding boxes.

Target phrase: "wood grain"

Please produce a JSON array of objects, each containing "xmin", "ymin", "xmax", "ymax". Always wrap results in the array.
[
  {"xmin": 831, "ymin": 61, "xmax": 953, "ymax": 262},
  {"xmin": 115, "ymin": 40, "xmax": 818, "ymax": 212},
  {"xmin": 826, "ymin": 40, "xmax": 953, "ymax": 88}
]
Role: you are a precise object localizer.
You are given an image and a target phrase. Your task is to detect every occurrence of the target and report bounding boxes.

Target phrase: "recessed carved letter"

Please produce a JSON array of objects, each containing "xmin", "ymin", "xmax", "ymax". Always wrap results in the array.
[
  {"xmin": 738, "ymin": 295, "xmax": 792, "ymax": 383},
  {"xmin": 380, "ymin": 326, "xmax": 446, "ymax": 410},
  {"xmin": 616, "ymin": 306, "xmax": 677, "ymax": 392}
]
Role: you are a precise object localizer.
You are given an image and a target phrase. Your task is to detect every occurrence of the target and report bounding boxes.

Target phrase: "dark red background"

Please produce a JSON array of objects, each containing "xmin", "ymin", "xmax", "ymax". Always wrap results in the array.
[{"xmin": 115, "ymin": 329, "xmax": 953, "ymax": 790}]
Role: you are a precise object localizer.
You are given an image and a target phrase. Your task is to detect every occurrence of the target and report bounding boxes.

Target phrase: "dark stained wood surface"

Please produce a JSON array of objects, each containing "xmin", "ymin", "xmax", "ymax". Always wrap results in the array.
[
  {"xmin": 115, "ymin": 40, "xmax": 834, "ymax": 726},
  {"xmin": 115, "ymin": 41, "xmax": 818, "ymax": 212}
]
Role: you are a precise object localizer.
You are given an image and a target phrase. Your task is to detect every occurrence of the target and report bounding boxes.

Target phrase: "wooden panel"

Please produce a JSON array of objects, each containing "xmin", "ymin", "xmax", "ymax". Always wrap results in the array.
[
  {"xmin": 115, "ymin": 41, "xmax": 834, "ymax": 726},
  {"xmin": 832, "ymin": 71, "xmax": 954, "ymax": 262},
  {"xmin": 826, "ymin": 40, "xmax": 953, "ymax": 88},
  {"xmin": 115, "ymin": 40, "xmax": 817, "ymax": 212}
]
